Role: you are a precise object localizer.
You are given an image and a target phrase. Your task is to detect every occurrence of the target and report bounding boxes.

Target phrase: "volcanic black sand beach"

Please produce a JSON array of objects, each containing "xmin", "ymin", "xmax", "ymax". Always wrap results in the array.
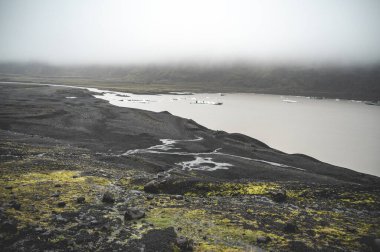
[{"xmin": 0, "ymin": 83, "xmax": 379, "ymax": 251}]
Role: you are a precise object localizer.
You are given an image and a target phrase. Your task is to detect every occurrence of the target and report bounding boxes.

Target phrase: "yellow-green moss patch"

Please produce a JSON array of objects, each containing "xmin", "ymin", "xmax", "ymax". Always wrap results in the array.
[
  {"xmin": 146, "ymin": 207, "xmax": 286, "ymax": 250},
  {"xmin": 0, "ymin": 170, "xmax": 110, "ymax": 228},
  {"xmin": 184, "ymin": 182, "xmax": 279, "ymax": 197}
]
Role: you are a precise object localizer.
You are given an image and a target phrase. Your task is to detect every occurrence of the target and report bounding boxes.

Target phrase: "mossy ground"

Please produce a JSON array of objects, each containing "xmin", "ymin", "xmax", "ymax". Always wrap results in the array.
[
  {"xmin": 1, "ymin": 141, "xmax": 379, "ymax": 251},
  {"xmin": 0, "ymin": 170, "xmax": 110, "ymax": 228}
]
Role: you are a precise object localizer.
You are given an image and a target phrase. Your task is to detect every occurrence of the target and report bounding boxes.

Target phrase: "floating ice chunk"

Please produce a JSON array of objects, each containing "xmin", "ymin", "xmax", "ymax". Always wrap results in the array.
[{"xmin": 282, "ymin": 99, "xmax": 297, "ymax": 103}]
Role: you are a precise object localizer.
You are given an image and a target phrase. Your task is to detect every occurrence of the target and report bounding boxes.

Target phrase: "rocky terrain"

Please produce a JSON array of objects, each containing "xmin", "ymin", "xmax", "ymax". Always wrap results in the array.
[{"xmin": 0, "ymin": 83, "xmax": 379, "ymax": 251}]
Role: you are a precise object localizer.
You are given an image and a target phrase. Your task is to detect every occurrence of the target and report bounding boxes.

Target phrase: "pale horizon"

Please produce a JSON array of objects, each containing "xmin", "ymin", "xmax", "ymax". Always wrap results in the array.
[{"xmin": 1, "ymin": 0, "xmax": 380, "ymax": 65}]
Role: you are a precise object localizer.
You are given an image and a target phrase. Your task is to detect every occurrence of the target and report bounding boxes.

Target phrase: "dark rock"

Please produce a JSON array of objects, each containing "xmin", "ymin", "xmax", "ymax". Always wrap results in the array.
[
  {"xmin": 102, "ymin": 191, "xmax": 115, "ymax": 204},
  {"xmin": 284, "ymin": 222, "xmax": 297, "ymax": 233},
  {"xmin": 54, "ymin": 184, "xmax": 62, "ymax": 188},
  {"xmin": 10, "ymin": 200, "xmax": 21, "ymax": 210},
  {"xmin": 77, "ymin": 196, "xmax": 86, "ymax": 204},
  {"xmin": 144, "ymin": 180, "xmax": 160, "ymax": 194},
  {"xmin": 0, "ymin": 221, "xmax": 17, "ymax": 233},
  {"xmin": 125, "ymin": 227, "xmax": 177, "ymax": 251},
  {"xmin": 5, "ymin": 186, "xmax": 12, "ymax": 190},
  {"xmin": 57, "ymin": 201, "xmax": 66, "ymax": 208},
  {"xmin": 176, "ymin": 236, "xmax": 194, "ymax": 250},
  {"xmin": 124, "ymin": 208, "xmax": 145, "ymax": 221},
  {"xmin": 51, "ymin": 192, "xmax": 60, "ymax": 197},
  {"xmin": 257, "ymin": 236, "xmax": 271, "ymax": 243},
  {"xmin": 271, "ymin": 190, "xmax": 287, "ymax": 203},
  {"xmin": 72, "ymin": 175, "xmax": 79, "ymax": 178},
  {"xmin": 374, "ymin": 239, "xmax": 380, "ymax": 251},
  {"xmin": 146, "ymin": 195, "xmax": 154, "ymax": 200}
]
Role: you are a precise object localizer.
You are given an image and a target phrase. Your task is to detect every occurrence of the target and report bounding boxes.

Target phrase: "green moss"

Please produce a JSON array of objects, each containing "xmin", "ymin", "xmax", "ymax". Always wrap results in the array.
[
  {"xmin": 118, "ymin": 177, "xmax": 145, "ymax": 191},
  {"xmin": 0, "ymin": 170, "xmax": 110, "ymax": 228},
  {"xmin": 187, "ymin": 182, "xmax": 279, "ymax": 197},
  {"xmin": 195, "ymin": 243, "xmax": 242, "ymax": 252},
  {"xmin": 146, "ymin": 207, "xmax": 286, "ymax": 250}
]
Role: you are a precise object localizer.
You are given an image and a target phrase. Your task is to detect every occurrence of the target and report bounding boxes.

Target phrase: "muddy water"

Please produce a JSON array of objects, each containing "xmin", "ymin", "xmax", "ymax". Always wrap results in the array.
[{"xmin": 91, "ymin": 90, "xmax": 380, "ymax": 177}]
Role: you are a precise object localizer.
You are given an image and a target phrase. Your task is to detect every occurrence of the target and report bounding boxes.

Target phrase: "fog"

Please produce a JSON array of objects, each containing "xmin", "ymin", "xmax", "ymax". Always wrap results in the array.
[{"xmin": 1, "ymin": 0, "xmax": 380, "ymax": 65}]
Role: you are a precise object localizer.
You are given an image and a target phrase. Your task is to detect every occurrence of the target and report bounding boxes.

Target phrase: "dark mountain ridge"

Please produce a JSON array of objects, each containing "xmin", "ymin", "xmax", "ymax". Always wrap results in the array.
[{"xmin": 1, "ymin": 62, "xmax": 379, "ymax": 100}]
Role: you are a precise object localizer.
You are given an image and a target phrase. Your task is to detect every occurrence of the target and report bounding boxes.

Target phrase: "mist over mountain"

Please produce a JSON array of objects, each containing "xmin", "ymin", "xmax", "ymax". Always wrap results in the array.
[{"xmin": 1, "ymin": 62, "xmax": 379, "ymax": 100}]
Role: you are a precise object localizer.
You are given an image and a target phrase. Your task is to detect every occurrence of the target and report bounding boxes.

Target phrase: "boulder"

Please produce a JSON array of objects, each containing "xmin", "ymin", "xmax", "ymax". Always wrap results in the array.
[
  {"xmin": 10, "ymin": 200, "xmax": 21, "ymax": 210},
  {"xmin": 124, "ymin": 208, "xmax": 145, "ymax": 221},
  {"xmin": 102, "ymin": 191, "xmax": 115, "ymax": 204},
  {"xmin": 144, "ymin": 180, "xmax": 160, "ymax": 194},
  {"xmin": 176, "ymin": 236, "xmax": 194, "ymax": 250},
  {"xmin": 146, "ymin": 195, "xmax": 154, "ymax": 200},
  {"xmin": 283, "ymin": 222, "xmax": 298, "ymax": 233},
  {"xmin": 257, "ymin": 236, "xmax": 271, "ymax": 243},
  {"xmin": 57, "ymin": 201, "xmax": 66, "ymax": 208},
  {"xmin": 270, "ymin": 190, "xmax": 287, "ymax": 203},
  {"xmin": 77, "ymin": 196, "xmax": 86, "ymax": 204}
]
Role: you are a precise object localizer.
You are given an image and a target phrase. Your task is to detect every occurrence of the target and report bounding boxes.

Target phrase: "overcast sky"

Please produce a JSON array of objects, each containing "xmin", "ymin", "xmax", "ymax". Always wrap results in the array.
[{"xmin": 0, "ymin": 0, "xmax": 379, "ymax": 65}]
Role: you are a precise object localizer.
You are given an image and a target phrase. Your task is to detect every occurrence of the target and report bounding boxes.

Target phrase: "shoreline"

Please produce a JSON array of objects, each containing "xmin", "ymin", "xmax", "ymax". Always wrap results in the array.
[
  {"xmin": 0, "ymin": 83, "xmax": 379, "ymax": 251},
  {"xmin": 1, "ymin": 81, "xmax": 379, "ymax": 177},
  {"xmin": 0, "ymin": 80, "xmax": 377, "ymax": 103}
]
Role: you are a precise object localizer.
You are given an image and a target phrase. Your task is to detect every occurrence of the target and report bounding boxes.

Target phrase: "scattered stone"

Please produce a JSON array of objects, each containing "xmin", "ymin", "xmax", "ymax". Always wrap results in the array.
[
  {"xmin": 54, "ymin": 184, "xmax": 62, "ymax": 188},
  {"xmin": 53, "ymin": 214, "xmax": 68, "ymax": 223},
  {"xmin": 51, "ymin": 192, "xmax": 60, "ymax": 197},
  {"xmin": 257, "ymin": 236, "xmax": 271, "ymax": 244},
  {"xmin": 130, "ymin": 190, "xmax": 143, "ymax": 195},
  {"xmin": 271, "ymin": 190, "xmax": 287, "ymax": 203},
  {"xmin": 57, "ymin": 201, "xmax": 66, "ymax": 208},
  {"xmin": 347, "ymin": 226, "xmax": 357, "ymax": 233},
  {"xmin": 35, "ymin": 227, "xmax": 44, "ymax": 232},
  {"xmin": 72, "ymin": 175, "xmax": 79, "ymax": 178},
  {"xmin": 170, "ymin": 195, "xmax": 184, "ymax": 200},
  {"xmin": 77, "ymin": 196, "xmax": 86, "ymax": 204},
  {"xmin": 4, "ymin": 186, "xmax": 13, "ymax": 190},
  {"xmin": 42, "ymin": 231, "xmax": 51, "ymax": 236},
  {"xmin": 144, "ymin": 180, "xmax": 160, "ymax": 194},
  {"xmin": 101, "ymin": 223, "xmax": 111, "ymax": 232},
  {"xmin": 146, "ymin": 195, "xmax": 154, "ymax": 200},
  {"xmin": 284, "ymin": 222, "xmax": 298, "ymax": 233},
  {"xmin": 102, "ymin": 191, "xmax": 115, "ymax": 204},
  {"xmin": 176, "ymin": 236, "xmax": 194, "ymax": 250},
  {"xmin": 124, "ymin": 208, "xmax": 145, "ymax": 221},
  {"xmin": 10, "ymin": 200, "xmax": 21, "ymax": 210}
]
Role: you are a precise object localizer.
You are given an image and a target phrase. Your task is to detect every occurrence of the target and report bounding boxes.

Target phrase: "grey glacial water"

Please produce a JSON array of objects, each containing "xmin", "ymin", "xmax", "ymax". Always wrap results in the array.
[{"xmin": 91, "ymin": 90, "xmax": 380, "ymax": 177}]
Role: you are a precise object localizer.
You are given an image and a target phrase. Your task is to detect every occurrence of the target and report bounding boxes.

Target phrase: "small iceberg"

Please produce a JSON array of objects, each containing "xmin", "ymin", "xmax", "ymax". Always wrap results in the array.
[
  {"xmin": 191, "ymin": 100, "xmax": 223, "ymax": 105},
  {"xmin": 282, "ymin": 99, "xmax": 297, "ymax": 103}
]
